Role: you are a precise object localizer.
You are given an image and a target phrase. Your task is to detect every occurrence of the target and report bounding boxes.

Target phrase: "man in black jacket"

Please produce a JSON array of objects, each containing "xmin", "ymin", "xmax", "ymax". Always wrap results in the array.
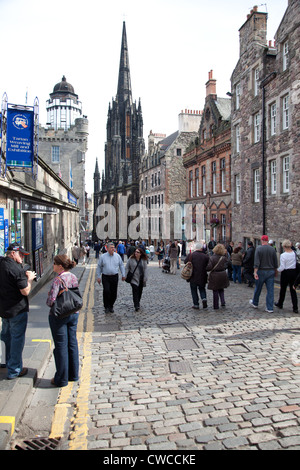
[
  {"xmin": 0, "ymin": 243, "xmax": 36, "ymax": 379},
  {"xmin": 185, "ymin": 242, "xmax": 209, "ymax": 310},
  {"xmin": 243, "ymin": 241, "xmax": 255, "ymax": 287}
]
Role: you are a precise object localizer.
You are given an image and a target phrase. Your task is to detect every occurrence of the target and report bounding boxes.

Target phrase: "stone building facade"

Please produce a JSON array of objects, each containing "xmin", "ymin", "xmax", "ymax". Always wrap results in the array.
[
  {"xmin": 93, "ymin": 22, "xmax": 145, "ymax": 241},
  {"xmin": 38, "ymin": 76, "xmax": 89, "ymax": 235},
  {"xmin": 231, "ymin": 1, "xmax": 300, "ymax": 249},
  {"xmin": 140, "ymin": 110, "xmax": 201, "ymax": 242},
  {"xmin": 183, "ymin": 71, "xmax": 231, "ymax": 243},
  {"xmin": 0, "ymin": 156, "xmax": 79, "ymax": 294}
]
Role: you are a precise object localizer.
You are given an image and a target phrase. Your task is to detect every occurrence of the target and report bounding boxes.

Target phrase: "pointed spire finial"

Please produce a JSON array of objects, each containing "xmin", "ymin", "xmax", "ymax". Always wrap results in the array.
[{"xmin": 117, "ymin": 21, "xmax": 132, "ymax": 104}]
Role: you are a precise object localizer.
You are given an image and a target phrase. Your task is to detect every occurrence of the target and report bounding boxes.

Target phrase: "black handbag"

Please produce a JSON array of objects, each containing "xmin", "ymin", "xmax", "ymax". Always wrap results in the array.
[
  {"xmin": 125, "ymin": 260, "xmax": 140, "ymax": 283},
  {"xmin": 50, "ymin": 278, "xmax": 83, "ymax": 318}
]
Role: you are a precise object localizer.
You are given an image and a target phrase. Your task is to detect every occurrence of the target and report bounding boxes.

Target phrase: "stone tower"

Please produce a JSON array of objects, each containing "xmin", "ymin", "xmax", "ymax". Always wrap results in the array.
[
  {"xmin": 94, "ymin": 22, "xmax": 145, "ymax": 240},
  {"xmin": 39, "ymin": 77, "xmax": 89, "ymax": 234}
]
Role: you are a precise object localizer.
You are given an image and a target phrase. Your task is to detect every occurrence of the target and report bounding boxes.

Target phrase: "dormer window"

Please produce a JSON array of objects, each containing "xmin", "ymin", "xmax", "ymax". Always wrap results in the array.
[{"xmin": 283, "ymin": 41, "xmax": 289, "ymax": 71}]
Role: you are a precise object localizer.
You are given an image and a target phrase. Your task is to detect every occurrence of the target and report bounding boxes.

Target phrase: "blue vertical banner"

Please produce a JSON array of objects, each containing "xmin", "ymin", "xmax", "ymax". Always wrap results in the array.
[
  {"xmin": 4, "ymin": 219, "xmax": 9, "ymax": 252},
  {"xmin": 0, "ymin": 208, "xmax": 4, "ymax": 256},
  {"xmin": 6, "ymin": 108, "xmax": 34, "ymax": 168}
]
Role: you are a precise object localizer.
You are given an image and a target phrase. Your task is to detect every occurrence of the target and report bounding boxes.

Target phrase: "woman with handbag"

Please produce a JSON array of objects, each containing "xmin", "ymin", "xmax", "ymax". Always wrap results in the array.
[
  {"xmin": 275, "ymin": 239, "xmax": 298, "ymax": 313},
  {"xmin": 125, "ymin": 248, "xmax": 148, "ymax": 311},
  {"xmin": 46, "ymin": 254, "xmax": 80, "ymax": 387},
  {"xmin": 207, "ymin": 244, "xmax": 229, "ymax": 310}
]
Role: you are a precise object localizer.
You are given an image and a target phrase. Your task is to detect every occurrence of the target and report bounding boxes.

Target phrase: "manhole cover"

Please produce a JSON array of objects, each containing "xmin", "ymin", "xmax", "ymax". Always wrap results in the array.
[
  {"xmin": 92, "ymin": 335, "xmax": 115, "ymax": 343},
  {"xmin": 169, "ymin": 361, "xmax": 194, "ymax": 374},
  {"xmin": 165, "ymin": 337, "xmax": 199, "ymax": 351},
  {"xmin": 159, "ymin": 323, "xmax": 189, "ymax": 333},
  {"xmin": 228, "ymin": 343, "xmax": 250, "ymax": 353},
  {"xmin": 15, "ymin": 437, "xmax": 60, "ymax": 450},
  {"xmin": 93, "ymin": 323, "xmax": 120, "ymax": 332}
]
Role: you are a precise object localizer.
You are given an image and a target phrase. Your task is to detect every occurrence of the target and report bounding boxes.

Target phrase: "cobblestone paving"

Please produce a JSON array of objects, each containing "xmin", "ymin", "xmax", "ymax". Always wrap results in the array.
[{"xmin": 87, "ymin": 262, "xmax": 300, "ymax": 450}]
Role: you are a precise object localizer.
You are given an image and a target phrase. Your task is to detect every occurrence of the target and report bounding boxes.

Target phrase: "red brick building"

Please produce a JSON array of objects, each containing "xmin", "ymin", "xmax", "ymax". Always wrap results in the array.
[{"xmin": 183, "ymin": 71, "xmax": 232, "ymax": 243}]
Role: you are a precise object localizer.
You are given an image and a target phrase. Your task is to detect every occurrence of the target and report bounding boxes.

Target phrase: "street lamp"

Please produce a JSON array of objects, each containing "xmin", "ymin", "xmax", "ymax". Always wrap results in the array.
[{"xmin": 260, "ymin": 71, "xmax": 277, "ymax": 235}]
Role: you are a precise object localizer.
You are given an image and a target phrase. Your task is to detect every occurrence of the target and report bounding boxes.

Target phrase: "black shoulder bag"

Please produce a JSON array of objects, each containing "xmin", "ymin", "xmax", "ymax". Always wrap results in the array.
[
  {"xmin": 50, "ymin": 276, "xmax": 83, "ymax": 318},
  {"xmin": 125, "ymin": 260, "xmax": 140, "ymax": 284}
]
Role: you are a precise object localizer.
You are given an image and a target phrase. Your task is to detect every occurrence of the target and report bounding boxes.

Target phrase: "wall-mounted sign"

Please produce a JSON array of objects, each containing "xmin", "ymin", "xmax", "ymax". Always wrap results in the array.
[
  {"xmin": 6, "ymin": 109, "xmax": 34, "ymax": 168},
  {"xmin": 21, "ymin": 199, "xmax": 58, "ymax": 214},
  {"xmin": 32, "ymin": 218, "xmax": 44, "ymax": 251},
  {"xmin": 68, "ymin": 191, "xmax": 77, "ymax": 206},
  {"xmin": 1, "ymin": 93, "xmax": 39, "ymax": 179}
]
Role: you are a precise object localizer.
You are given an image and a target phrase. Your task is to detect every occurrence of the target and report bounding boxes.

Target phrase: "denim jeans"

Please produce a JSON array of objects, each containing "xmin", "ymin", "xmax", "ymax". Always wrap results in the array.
[
  {"xmin": 190, "ymin": 283, "xmax": 207, "ymax": 307},
  {"xmin": 1, "ymin": 311, "xmax": 28, "ymax": 378},
  {"xmin": 252, "ymin": 270, "xmax": 275, "ymax": 311},
  {"xmin": 232, "ymin": 265, "xmax": 242, "ymax": 283},
  {"xmin": 49, "ymin": 312, "xmax": 79, "ymax": 387}
]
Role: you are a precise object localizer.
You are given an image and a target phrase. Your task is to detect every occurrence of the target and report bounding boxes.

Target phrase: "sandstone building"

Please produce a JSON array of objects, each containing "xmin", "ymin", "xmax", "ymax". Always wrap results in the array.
[
  {"xmin": 231, "ymin": 1, "xmax": 300, "ymax": 249},
  {"xmin": 183, "ymin": 71, "xmax": 231, "ymax": 243},
  {"xmin": 140, "ymin": 110, "xmax": 202, "ymax": 242}
]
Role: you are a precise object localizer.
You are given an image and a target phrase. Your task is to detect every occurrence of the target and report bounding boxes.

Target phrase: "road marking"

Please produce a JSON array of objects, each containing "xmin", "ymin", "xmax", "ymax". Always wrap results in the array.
[
  {"xmin": 0, "ymin": 416, "xmax": 15, "ymax": 436},
  {"xmin": 49, "ymin": 261, "xmax": 95, "ymax": 447},
  {"xmin": 32, "ymin": 339, "xmax": 52, "ymax": 346},
  {"xmin": 69, "ymin": 262, "xmax": 95, "ymax": 450}
]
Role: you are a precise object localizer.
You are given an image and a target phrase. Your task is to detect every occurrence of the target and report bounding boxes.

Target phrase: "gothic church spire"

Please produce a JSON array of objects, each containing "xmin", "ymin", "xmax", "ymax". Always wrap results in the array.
[{"xmin": 117, "ymin": 21, "xmax": 132, "ymax": 105}]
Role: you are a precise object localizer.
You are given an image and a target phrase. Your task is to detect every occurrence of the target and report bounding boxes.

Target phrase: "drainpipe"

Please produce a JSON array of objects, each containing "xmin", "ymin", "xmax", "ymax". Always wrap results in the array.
[{"xmin": 260, "ymin": 71, "xmax": 277, "ymax": 235}]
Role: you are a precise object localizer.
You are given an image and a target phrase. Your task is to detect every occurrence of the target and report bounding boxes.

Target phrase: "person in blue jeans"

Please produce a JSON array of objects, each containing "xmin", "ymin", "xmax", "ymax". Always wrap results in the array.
[
  {"xmin": 249, "ymin": 235, "xmax": 278, "ymax": 313},
  {"xmin": 0, "ymin": 243, "xmax": 36, "ymax": 379},
  {"xmin": 47, "ymin": 254, "xmax": 80, "ymax": 387},
  {"xmin": 231, "ymin": 247, "xmax": 243, "ymax": 283}
]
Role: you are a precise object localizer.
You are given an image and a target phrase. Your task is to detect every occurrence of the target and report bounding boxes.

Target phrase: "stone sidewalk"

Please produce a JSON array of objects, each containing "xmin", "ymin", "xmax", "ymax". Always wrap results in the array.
[{"xmin": 84, "ymin": 262, "xmax": 300, "ymax": 450}]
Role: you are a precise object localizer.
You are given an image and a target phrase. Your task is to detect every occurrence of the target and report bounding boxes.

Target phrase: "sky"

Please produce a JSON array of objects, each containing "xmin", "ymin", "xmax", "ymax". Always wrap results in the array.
[{"xmin": 0, "ymin": 0, "xmax": 288, "ymax": 196}]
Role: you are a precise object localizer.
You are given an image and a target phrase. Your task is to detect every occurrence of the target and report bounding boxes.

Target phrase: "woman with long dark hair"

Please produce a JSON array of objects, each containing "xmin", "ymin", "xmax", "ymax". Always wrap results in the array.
[
  {"xmin": 125, "ymin": 248, "xmax": 148, "ymax": 311},
  {"xmin": 46, "ymin": 254, "xmax": 80, "ymax": 387}
]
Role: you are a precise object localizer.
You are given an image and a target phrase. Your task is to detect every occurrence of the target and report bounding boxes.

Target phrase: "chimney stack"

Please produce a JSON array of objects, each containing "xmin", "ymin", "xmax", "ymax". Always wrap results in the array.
[{"xmin": 206, "ymin": 70, "xmax": 217, "ymax": 98}]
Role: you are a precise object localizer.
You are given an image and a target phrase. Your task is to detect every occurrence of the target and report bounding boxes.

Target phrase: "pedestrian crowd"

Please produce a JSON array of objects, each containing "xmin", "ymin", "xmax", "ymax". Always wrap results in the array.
[
  {"xmin": 1, "ymin": 235, "xmax": 299, "ymax": 386},
  {"xmin": 93, "ymin": 235, "xmax": 300, "ymax": 316}
]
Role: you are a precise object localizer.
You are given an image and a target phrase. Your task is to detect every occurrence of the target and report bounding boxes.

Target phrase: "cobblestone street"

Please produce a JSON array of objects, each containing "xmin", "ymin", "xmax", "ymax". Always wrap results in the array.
[{"xmin": 76, "ymin": 261, "xmax": 300, "ymax": 450}]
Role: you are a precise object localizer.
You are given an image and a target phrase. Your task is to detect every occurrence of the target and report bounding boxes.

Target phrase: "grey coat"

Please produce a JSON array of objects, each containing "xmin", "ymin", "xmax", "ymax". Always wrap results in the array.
[{"xmin": 125, "ymin": 258, "xmax": 148, "ymax": 286}]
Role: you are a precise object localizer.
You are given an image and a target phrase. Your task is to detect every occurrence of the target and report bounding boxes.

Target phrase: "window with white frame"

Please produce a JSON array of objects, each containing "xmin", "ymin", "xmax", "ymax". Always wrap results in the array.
[
  {"xmin": 235, "ymin": 124, "xmax": 240, "ymax": 153},
  {"xmin": 254, "ymin": 113, "xmax": 260, "ymax": 143},
  {"xmin": 202, "ymin": 166, "xmax": 206, "ymax": 195},
  {"xmin": 282, "ymin": 94, "xmax": 289, "ymax": 130},
  {"xmin": 282, "ymin": 156, "xmax": 290, "ymax": 193},
  {"xmin": 212, "ymin": 161, "xmax": 217, "ymax": 194},
  {"xmin": 235, "ymin": 174, "xmax": 241, "ymax": 204},
  {"xmin": 254, "ymin": 169, "xmax": 260, "ymax": 202},
  {"xmin": 221, "ymin": 214, "xmax": 226, "ymax": 241},
  {"xmin": 254, "ymin": 68, "xmax": 260, "ymax": 96},
  {"xmin": 235, "ymin": 82, "xmax": 240, "ymax": 110},
  {"xmin": 202, "ymin": 213, "xmax": 206, "ymax": 240},
  {"xmin": 270, "ymin": 103, "xmax": 276, "ymax": 136},
  {"xmin": 189, "ymin": 170, "xmax": 193, "ymax": 198},
  {"xmin": 195, "ymin": 168, "xmax": 199, "ymax": 197},
  {"xmin": 220, "ymin": 158, "xmax": 226, "ymax": 192},
  {"xmin": 270, "ymin": 160, "xmax": 277, "ymax": 195},
  {"xmin": 51, "ymin": 146, "xmax": 60, "ymax": 163},
  {"xmin": 283, "ymin": 41, "xmax": 289, "ymax": 71}
]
